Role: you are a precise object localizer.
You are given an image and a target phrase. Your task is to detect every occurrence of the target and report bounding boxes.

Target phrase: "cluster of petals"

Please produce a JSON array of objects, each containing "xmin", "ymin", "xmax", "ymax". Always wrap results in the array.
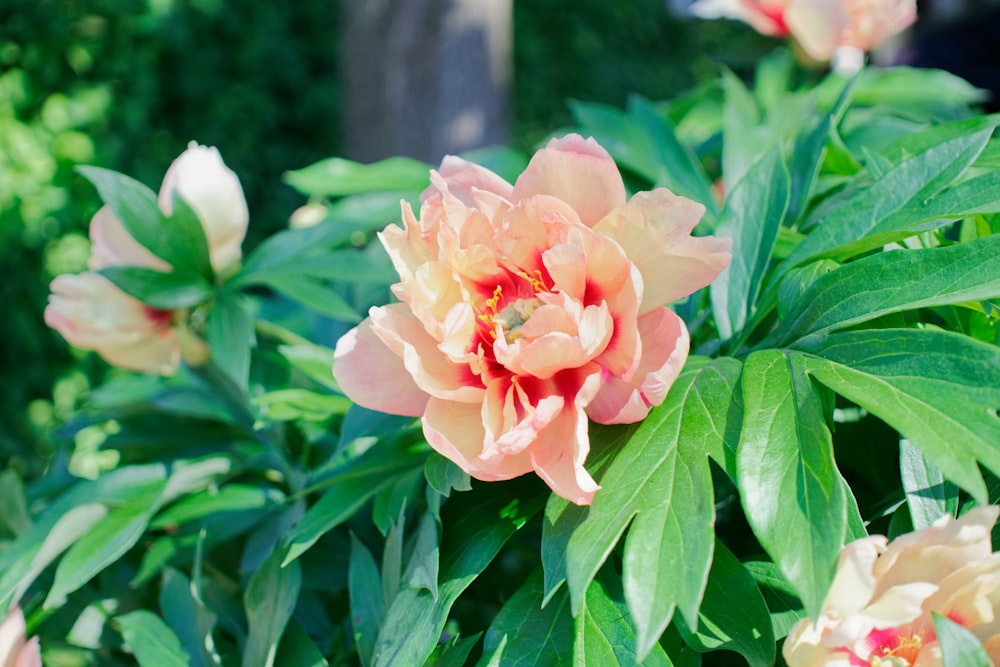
[
  {"xmin": 784, "ymin": 506, "xmax": 1000, "ymax": 666},
  {"xmin": 333, "ymin": 134, "xmax": 731, "ymax": 504},
  {"xmin": 690, "ymin": 0, "xmax": 917, "ymax": 61},
  {"xmin": 0, "ymin": 607, "xmax": 41, "ymax": 667},
  {"xmin": 45, "ymin": 143, "xmax": 248, "ymax": 375}
]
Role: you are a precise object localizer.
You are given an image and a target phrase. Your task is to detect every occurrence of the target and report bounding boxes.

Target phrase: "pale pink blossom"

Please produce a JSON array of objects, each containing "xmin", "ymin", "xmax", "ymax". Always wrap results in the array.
[
  {"xmin": 691, "ymin": 0, "xmax": 917, "ymax": 61},
  {"xmin": 784, "ymin": 506, "xmax": 1000, "ymax": 666},
  {"xmin": 46, "ymin": 142, "xmax": 241, "ymax": 373},
  {"xmin": 0, "ymin": 608, "xmax": 42, "ymax": 667},
  {"xmin": 333, "ymin": 134, "xmax": 731, "ymax": 504}
]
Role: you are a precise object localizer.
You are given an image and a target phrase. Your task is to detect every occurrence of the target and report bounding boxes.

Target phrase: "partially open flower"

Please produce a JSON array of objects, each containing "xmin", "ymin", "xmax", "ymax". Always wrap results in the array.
[
  {"xmin": 690, "ymin": 0, "xmax": 917, "ymax": 62},
  {"xmin": 333, "ymin": 134, "xmax": 731, "ymax": 504},
  {"xmin": 46, "ymin": 142, "xmax": 244, "ymax": 374},
  {"xmin": 784, "ymin": 506, "xmax": 1000, "ymax": 666},
  {"xmin": 0, "ymin": 607, "xmax": 42, "ymax": 667}
]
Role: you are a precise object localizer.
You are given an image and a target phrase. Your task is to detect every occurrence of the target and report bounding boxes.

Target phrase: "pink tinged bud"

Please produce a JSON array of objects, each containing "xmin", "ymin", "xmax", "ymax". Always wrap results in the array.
[
  {"xmin": 159, "ymin": 141, "xmax": 249, "ymax": 273},
  {"xmin": 0, "ymin": 608, "xmax": 42, "ymax": 667},
  {"xmin": 45, "ymin": 272, "xmax": 181, "ymax": 375},
  {"xmin": 333, "ymin": 133, "xmax": 731, "ymax": 505}
]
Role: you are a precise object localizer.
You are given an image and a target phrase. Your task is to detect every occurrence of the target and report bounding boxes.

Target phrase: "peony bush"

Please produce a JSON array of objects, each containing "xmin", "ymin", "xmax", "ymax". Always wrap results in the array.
[{"xmin": 6, "ymin": 4, "xmax": 1000, "ymax": 665}]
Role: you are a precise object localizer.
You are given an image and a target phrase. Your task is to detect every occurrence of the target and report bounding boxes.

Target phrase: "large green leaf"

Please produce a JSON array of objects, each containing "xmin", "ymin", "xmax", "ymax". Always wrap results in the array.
[
  {"xmin": 348, "ymin": 534, "xmax": 383, "ymax": 666},
  {"xmin": 78, "ymin": 166, "xmax": 212, "ymax": 280},
  {"xmin": 781, "ymin": 122, "xmax": 995, "ymax": 271},
  {"xmin": 932, "ymin": 613, "xmax": 992, "ymax": 667},
  {"xmin": 260, "ymin": 273, "xmax": 362, "ymax": 322},
  {"xmin": 768, "ymin": 234, "xmax": 1000, "ymax": 346},
  {"xmin": 737, "ymin": 350, "xmax": 845, "ymax": 619},
  {"xmin": 208, "ymin": 288, "xmax": 255, "ymax": 388},
  {"xmin": 372, "ymin": 477, "xmax": 547, "ymax": 666},
  {"xmin": 565, "ymin": 357, "xmax": 743, "ymax": 658},
  {"xmin": 117, "ymin": 610, "xmax": 191, "ymax": 667},
  {"xmin": 478, "ymin": 568, "xmax": 573, "ymax": 667},
  {"xmin": 99, "ymin": 266, "xmax": 213, "ymax": 310},
  {"xmin": 900, "ymin": 439, "xmax": 958, "ymax": 531},
  {"xmin": 243, "ymin": 548, "xmax": 302, "ymax": 667},
  {"xmin": 45, "ymin": 471, "xmax": 167, "ymax": 607},
  {"xmin": 575, "ymin": 568, "xmax": 673, "ymax": 667},
  {"xmin": 796, "ymin": 329, "xmax": 1000, "ymax": 504},
  {"xmin": 283, "ymin": 156, "xmax": 430, "ymax": 198},
  {"xmin": 710, "ymin": 147, "xmax": 790, "ymax": 340},
  {"xmin": 160, "ymin": 567, "xmax": 221, "ymax": 667},
  {"xmin": 675, "ymin": 540, "xmax": 774, "ymax": 667}
]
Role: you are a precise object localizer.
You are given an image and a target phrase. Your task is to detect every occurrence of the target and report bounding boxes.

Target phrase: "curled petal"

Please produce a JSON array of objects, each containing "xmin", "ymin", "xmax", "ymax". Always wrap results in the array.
[
  {"xmin": 422, "ymin": 154, "xmax": 514, "ymax": 205},
  {"xmin": 593, "ymin": 189, "xmax": 731, "ymax": 314},
  {"xmin": 587, "ymin": 307, "xmax": 689, "ymax": 424},
  {"xmin": 88, "ymin": 205, "xmax": 170, "ymax": 271},
  {"xmin": 512, "ymin": 134, "xmax": 626, "ymax": 227},
  {"xmin": 423, "ymin": 398, "xmax": 533, "ymax": 480},
  {"xmin": 159, "ymin": 142, "xmax": 249, "ymax": 272},
  {"xmin": 45, "ymin": 272, "xmax": 180, "ymax": 374},
  {"xmin": 333, "ymin": 316, "xmax": 429, "ymax": 417}
]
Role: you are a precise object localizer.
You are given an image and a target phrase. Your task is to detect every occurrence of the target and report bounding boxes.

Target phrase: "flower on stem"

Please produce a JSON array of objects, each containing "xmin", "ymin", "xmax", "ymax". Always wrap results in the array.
[
  {"xmin": 690, "ymin": 0, "xmax": 917, "ymax": 63},
  {"xmin": 45, "ymin": 142, "xmax": 245, "ymax": 374},
  {"xmin": 784, "ymin": 506, "xmax": 1000, "ymax": 666},
  {"xmin": 0, "ymin": 607, "xmax": 41, "ymax": 667},
  {"xmin": 333, "ymin": 134, "xmax": 731, "ymax": 505}
]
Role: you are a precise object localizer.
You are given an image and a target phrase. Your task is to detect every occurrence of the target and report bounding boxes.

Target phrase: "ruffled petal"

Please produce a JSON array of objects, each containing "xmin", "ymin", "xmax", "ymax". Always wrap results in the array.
[
  {"xmin": 422, "ymin": 154, "xmax": 514, "ymax": 205},
  {"xmin": 512, "ymin": 134, "xmax": 626, "ymax": 227},
  {"xmin": 593, "ymin": 189, "xmax": 731, "ymax": 315},
  {"xmin": 423, "ymin": 398, "xmax": 533, "ymax": 480},
  {"xmin": 333, "ymin": 316, "xmax": 429, "ymax": 417}
]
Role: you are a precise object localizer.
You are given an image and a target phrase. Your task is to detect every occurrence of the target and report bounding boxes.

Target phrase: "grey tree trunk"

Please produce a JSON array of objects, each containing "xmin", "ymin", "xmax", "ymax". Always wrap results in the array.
[{"xmin": 339, "ymin": 0, "xmax": 512, "ymax": 164}]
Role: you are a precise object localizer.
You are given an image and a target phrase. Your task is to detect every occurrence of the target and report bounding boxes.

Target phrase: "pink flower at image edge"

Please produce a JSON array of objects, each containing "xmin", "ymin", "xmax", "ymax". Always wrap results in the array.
[
  {"xmin": 0, "ymin": 607, "xmax": 41, "ymax": 667},
  {"xmin": 784, "ymin": 506, "xmax": 1000, "ymax": 666},
  {"xmin": 333, "ymin": 134, "xmax": 731, "ymax": 505}
]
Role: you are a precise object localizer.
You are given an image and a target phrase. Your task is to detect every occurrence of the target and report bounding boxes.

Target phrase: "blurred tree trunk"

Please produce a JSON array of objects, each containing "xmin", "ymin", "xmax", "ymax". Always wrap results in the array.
[{"xmin": 339, "ymin": 0, "xmax": 511, "ymax": 164}]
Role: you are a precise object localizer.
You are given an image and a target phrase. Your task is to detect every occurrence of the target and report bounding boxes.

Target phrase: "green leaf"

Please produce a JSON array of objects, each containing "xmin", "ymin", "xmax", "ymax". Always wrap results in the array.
[
  {"xmin": 565, "ymin": 357, "xmax": 743, "ymax": 659},
  {"xmin": 45, "ymin": 470, "xmax": 167, "ymax": 607},
  {"xmin": 424, "ymin": 455, "xmax": 471, "ymax": 498},
  {"xmin": 575, "ymin": 567, "xmax": 673, "ymax": 667},
  {"xmin": 262, "ymin": 273, "xmax": 362, "ymax": 322},
  {"xmin": 710, "ymin": 147, "xmax": 790, "ymax": 340},
  {"xmin": 208, "ymin": 289, "xmax": 255, "ymax": 388},
  {"xmin": 372, "ymin": 478, "xmax": 547, "ymax": 667},
  {"xmin": 402, "ymin": 509, "xmax": 439, "ymax": 598},
  {"xmin": 720, "ymin": 68, "xmax": 763, "ymax": 195},
  {"xmin": 674, "ymin": 540, "xmax": 774, "ymax": 667},
  {"xmin": 901, "ymin": 439, "xmax": 959, "ymax": 531},
  {"xmin": 99, "ymin": 266, "xmax": 213, "ymax": 310},
  {"xmin": 737, "ymin": 350, "xmax": 845, "ymax": 619},
  {"xmin": 160, "ymin": 567, "xmax": 221, "ymax": 667},
  {"xmin": 117, "ymin": 610, "xmax": 191, "ymax": 667},
  {"xmin": 796, "ymin": 329, "xmax": 1000, "ymax": 505},
  {"xmin": 0, "ymin": 471, "xmax": 31, "ymax": 537},
  {"xmin": 275, "ymin": 619, "xmax": 330, "ymax": 667},
  {"xmin": 427, "ymin": 633, "xmax": 482, "ymax": 667},
  {"xmin": 151, "ymin": 484, "xmax": 280, "ymax": 530},
  {"xmin": 283, "ymin": 440, "xmax": 428, "ymax": 564},
  {"xmin": 252, "ymin": 389, "xmax": 352, "ymax": 422},
  {"xmin": 769, "ymin": 235, "xmax": 1000, "ymax": 347},
  {"xmin": 781, "ymin": 122, "xmax": 995, "ymax": 271},
  {"xmin": 742, "ymin": 561, "xmax": 806, "ymax": 640},
  {"xmin": 932, "ymin": 613, "xmax": 991, "ymax": 667},
  {"xmin": 78, "ymin": 166, "xmax": 212, "ymax": 280},
  {"xmin": 349, "ymin": 534, "xmax": 383, "ymax": 667},
  {"xmin": 284, "ymin": 156, "xmax": 430, "ymax": 197},
  {"xmin": 277, "ymin": 343, "xmax": 339, "ymax": 393},
  {"xmin": 478, "ymin": 568, "xmax": 573, "ymax": 667},
  {"xmin": 243, "ymin": 548, "xmax": 302, "ymax": 667}
]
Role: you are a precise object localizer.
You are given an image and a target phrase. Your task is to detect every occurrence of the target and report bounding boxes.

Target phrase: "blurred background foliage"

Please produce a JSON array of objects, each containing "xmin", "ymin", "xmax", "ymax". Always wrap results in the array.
[{"xmin": 0, "ymin": 0, "xmax": 794, "ymax": 477}]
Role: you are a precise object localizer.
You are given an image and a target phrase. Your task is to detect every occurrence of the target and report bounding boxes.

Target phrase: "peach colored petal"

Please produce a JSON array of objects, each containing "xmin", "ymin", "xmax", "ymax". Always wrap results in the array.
[
  {"xmin": 481, "ymin": 377, "xmax": 565, "ymax": 459},
  {"xmin": 45, "ymin": 272, "xmax": 181, "ymax": 374},
  {"xmin": 588, "ymin": 307, "xmax": 689, "ymax": 424},
  {"xmin": 497, "ymin": 194, "xmax": 580, "ymax": 272},
  {"xmin": 422, "ymin": 155, "xmax": 514, "ymax": 205},
  {"xmin": 332, "ymin": 316, "xmax": 429, "ymax": 417},
  {"xmin": 785, "ymin": 0, "xmax": 851, "ymax": 60},
  {"xmin": 158, "ymin": 142, "xmax": 249, "ymax": 273},
  {"xmin": 422, "ymin": 398, "xmax": 533, "ymax": 480},
  {"xmin": 392, "ymin": 260, "xmax": 465, "ymax": 340},
  {"xmin": 0, "ymin": 608, "xmax": 26, "ymax": 666},
  {"xmin": 369, "ymin": 305, "xmax": 485, "ymax": 403},
  {"xmin": 15, "ymin": 636, "xmax": 41, "ymax": 667},
  {"xmin": 528, "ymin": 366, "xmax": 603, "ymax": 505},
  {"xmin": 821, "ymin": 536, "xmax": 887, "ymax": 616},
  {"xmin": 88, "ymin": 205, "xmax": 170, "ymax": 271},
  {"xmin": 512, "ymin": 134, "xmax": 626, "ymax": 228},
  {"xmin": 593, "ymin": 189, "xmax": 731, "ymax": 315}
]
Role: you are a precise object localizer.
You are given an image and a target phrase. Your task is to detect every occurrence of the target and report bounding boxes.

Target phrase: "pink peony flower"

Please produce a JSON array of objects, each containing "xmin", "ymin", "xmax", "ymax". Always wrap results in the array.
[
  {"xmin": 690, "ymin": 0, "xmax": 917, "ymax": 61},
  {"xmin": 333, "ymin": 134, "xmax": 731, "ymax": 504},
  {"xmin": 784, "ymin": 506, "xmax": 1000, "ymax": 666},
  {"xmin": 45, "ymin": 142, "xmax": 243, "ymax": 374},
  {"xmin": 0, "ymin": 607, "xmax": 41, "ymax": 667}
]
